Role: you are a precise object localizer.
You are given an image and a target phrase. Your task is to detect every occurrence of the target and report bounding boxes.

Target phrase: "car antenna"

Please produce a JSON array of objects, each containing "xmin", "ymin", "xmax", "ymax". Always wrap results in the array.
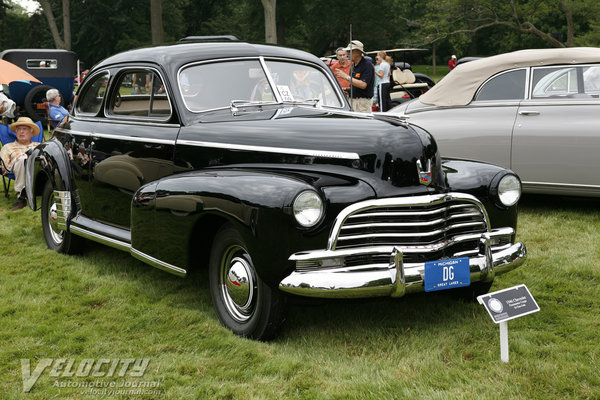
[{"xmin": 349, "ymin": 24, "xmax": 353, "ymax": 104}]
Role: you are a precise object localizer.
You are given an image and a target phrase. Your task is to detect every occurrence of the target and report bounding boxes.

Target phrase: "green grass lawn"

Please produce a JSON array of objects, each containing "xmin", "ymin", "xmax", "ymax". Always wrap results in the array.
[{"xmin": 0, "ymin": 193, "xmax": 598, "ymax": 399}]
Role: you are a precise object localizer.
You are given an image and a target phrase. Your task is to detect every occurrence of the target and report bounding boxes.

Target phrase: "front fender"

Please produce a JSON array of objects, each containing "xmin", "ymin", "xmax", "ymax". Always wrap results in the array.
[
  {"xmin": 26, "ymin": 138, "xmax": 74, "ymax": 211},
  {"xmin": 442, "ymin": 158, "xmax": 519, "ymax": 231},
  {"xmin": 131, "ymin": 169, "xmax": 375, "ymax": 285}
]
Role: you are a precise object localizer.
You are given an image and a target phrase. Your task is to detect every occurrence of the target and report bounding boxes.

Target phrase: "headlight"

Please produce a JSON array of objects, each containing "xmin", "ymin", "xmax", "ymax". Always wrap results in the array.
[
  {"xmin": 497, "ymin": 174, "xmax": 521, "ymax": 207},
  {"xmin": 293, "ymin": 190, "xmax": 323, "ymax": 227}
]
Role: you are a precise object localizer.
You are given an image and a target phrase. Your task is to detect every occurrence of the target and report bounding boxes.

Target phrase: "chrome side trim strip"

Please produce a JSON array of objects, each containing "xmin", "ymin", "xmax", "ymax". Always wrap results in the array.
[
  {"xmin": 176, "ymin": 139, "xmax": 360, "ymax": 160},
  {"xmin": 84, "ymin": 131, "xmax": 176, "ymax": 145},
  {"xmin": 523, "ymin": 181, "xmax": 600, "ymax": 190},
  {"xmin": 131, "ymin": 248, "xmax": 187, "ymax": 277},
  {"xmin": 70, "ymin": 225, "xmax": 131, "ymax": 252}
]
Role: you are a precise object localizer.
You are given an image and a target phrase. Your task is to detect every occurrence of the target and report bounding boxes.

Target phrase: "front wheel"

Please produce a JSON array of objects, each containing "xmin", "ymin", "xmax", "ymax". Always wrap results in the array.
[
  {"xmin": 41, "ymin": 181, "xmax": 81, "ymax": 254},
  {"xmin": 209, "ymin": 223, "xmax": 286, "ymax": 340}
]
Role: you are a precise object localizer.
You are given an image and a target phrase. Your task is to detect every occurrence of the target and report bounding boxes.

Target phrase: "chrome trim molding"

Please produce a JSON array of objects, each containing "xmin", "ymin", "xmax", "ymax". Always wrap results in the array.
[
  {"xmin": 70, "ymin": 225, "xmax": 131, "ymax": 252},
  {"xmin": 176, "ymin": 139, "xmax": 360, "ymax": 160},
  {"xmin": 131, "ymin": 248, "xmax": 187, "ymax": 277},
  {"xmin": 52, "ymin": 190, "xmax": 71, "ymax": 230},
  {"xmin": 523, "ymin": 181, "xmax": 600, "ymax": 190},
  {"xmin": 69, "ymin": 225, "xmax": 187, "ymax": 277},
  {"xmin": 82, "ymin": 131, "xmax": 176, "ymax": 145}
]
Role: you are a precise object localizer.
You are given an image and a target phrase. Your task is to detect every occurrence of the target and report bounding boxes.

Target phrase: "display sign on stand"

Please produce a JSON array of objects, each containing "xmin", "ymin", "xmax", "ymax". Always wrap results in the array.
[{"xmin": 477, "ymin": 284, "xmax": 540, "ymax": 363}]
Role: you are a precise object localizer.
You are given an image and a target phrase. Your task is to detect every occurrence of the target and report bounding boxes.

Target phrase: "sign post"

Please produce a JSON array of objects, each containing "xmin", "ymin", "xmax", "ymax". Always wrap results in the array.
[{"xmin": 477, "ymin": 284, "xmax": 540, "ymax": 363}]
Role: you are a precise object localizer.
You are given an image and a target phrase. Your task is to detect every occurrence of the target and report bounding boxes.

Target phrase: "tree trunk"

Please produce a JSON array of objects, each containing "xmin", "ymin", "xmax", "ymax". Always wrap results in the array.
[
  {"xmin": 150, "ymin": 0, "xmax": 164, "ymax": 45},
  {"xmin": 559, "ymin": 0, "xmax": 575, "ymax": 47},
  {"xmin": 261, "ymin": 0, "xmax": 277, "ymax": 44},
  {"xmin": 38, "ymin": 0, "xmax": 67, "ymax": 49},
  {"xmin": 62, "ymin": 0, "xmax": 71, "ymax": 50}
]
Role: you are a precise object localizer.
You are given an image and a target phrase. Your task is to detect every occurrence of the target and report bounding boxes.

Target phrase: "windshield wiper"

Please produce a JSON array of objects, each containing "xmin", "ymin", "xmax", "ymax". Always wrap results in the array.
[
  {"xmin": 230, "ymin": 100, "xmax": 277, "ymax": 115},
  {"xmin": 281, "ymin": 98, "xmax": 321, "ymax": 107}
]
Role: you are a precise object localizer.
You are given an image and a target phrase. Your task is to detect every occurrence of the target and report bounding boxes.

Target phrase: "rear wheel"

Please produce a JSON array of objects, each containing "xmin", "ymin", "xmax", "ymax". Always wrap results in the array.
[
  {"xmin": 24, "ymin": 84, "xmax": 55, "ymax": 123},
  {"xmin": 209, "ymin": 223, "xmax": 286, "ymax": 340},
  {"xmin": 41, "ymin": 181, "xmax": 81, "ymax": 254}
]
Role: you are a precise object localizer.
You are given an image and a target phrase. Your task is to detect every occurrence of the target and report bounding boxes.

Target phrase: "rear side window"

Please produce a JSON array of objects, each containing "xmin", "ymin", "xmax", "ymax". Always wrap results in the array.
[
  {"xmin": 475, "ymin": 69, "xmax": 526, "ymax": 101},
  {"xmin": 76, "ymin": 71, "xmax": 109, "ymax": 115},
  {"xmin": 107, "ymin": 69, "xmax": 171, "ymax": 120}
]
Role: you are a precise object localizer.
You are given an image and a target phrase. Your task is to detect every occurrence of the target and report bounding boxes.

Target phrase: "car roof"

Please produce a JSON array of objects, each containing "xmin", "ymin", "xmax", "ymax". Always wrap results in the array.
[
  {"xmin": 92, "ymin": 41, "xmax": 324, "ymax": 72},
  {"xmin": 419, "ymin": 47, "xmax": 600, "ymax": 107}
]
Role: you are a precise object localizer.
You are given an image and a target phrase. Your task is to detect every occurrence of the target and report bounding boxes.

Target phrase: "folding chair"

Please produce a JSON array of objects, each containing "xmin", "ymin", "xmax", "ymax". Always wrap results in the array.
[{"xmin": 1, "ymin": 120, "xmax": 44, "ymax": 198}]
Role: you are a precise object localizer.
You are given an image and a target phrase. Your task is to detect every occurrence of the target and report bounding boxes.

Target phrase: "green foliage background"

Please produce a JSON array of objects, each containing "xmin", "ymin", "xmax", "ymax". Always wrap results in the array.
[{"xmin": 1, "ymin": 0, "xmax": 599, "ymax": 69}]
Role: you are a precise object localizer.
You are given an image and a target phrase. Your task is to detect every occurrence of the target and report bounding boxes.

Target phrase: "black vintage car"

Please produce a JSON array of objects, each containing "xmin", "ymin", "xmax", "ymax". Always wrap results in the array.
[{"xmin": 25, "ymin": 39, "xmax": 526, "ymax": 340}]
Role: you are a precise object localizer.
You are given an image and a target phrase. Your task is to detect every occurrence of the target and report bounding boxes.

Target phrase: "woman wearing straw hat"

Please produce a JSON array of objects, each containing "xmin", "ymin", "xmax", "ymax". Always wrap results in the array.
[{"xmin": 0, "ymin": 117, "xmax": 40, "ymax": 210}]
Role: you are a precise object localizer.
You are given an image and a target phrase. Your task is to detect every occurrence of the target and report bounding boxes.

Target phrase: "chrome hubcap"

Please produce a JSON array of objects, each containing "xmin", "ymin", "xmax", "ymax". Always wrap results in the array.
[
  {"xmin": 48, "ymin": 197, "xmax": 64, "ymax": 244},
  {"xmin": 220, "ymin": 246, "xmax": 256, "ymax": 322}
]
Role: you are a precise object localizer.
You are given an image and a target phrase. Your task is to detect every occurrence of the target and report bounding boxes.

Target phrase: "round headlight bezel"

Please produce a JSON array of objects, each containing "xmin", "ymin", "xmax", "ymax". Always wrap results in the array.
[
  {"xmin": 494, "ymin": 173, "xmax": 522, "ymax": 207},
  {"xmin": 292, "ymin": 190, "xmax": 324, "ymax": 228}
]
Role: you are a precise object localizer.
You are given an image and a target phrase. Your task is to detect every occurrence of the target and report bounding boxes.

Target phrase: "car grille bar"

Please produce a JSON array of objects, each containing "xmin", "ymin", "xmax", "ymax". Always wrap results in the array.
[{"xmin": 327, "ymin": 193, "xmax": 490, "ymax": 264}]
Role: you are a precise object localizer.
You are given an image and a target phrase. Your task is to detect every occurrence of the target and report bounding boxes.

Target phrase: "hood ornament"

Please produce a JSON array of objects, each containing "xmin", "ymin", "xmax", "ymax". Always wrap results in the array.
[{"xmin": 416, "ymin": 159, "xmax": 433, "ymax": 186}]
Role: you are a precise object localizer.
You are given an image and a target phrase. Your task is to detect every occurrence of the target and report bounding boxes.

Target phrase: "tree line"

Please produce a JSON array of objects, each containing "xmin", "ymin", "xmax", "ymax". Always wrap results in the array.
[{"xmin": 1, "ymin": 0, "xmax": 599, "ymax": 70}]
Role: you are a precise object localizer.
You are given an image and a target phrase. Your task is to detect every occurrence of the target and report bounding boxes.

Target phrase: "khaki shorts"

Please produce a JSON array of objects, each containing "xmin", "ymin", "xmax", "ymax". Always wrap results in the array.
[{"xmin": 351, "ymin": 97, "xmax": 372, "ymax": 113}]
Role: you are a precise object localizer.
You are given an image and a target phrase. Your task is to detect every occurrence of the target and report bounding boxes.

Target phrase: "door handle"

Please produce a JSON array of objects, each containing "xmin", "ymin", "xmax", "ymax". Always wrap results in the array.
[{"xmin": 518, "ymin": 110, "xmax": 540, "ymax": 116}]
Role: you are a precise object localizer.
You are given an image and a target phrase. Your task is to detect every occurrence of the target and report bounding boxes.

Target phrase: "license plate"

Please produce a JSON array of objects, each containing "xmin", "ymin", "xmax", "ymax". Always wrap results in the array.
[{"xmin": 424, "ymin": 257, "xmax": 470, "ymax": 292}]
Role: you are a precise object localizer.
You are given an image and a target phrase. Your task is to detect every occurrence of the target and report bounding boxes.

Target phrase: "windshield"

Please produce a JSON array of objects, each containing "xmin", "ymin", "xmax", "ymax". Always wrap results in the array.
[{"xmin": 179, "ymin": 58, "xmax": 344, "ymax": 112}]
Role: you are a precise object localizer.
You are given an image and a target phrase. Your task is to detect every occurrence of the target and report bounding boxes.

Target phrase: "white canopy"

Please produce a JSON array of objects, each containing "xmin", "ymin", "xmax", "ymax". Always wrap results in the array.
[{"xmin": 419, "ymin": 47, "xmax": 600, "ymax": 107}]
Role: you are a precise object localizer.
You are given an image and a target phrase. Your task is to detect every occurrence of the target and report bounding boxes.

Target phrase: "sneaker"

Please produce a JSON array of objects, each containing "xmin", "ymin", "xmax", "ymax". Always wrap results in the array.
[{"xmin": 11, "ymin": 197, "xmax": 27, "ymax": 211}]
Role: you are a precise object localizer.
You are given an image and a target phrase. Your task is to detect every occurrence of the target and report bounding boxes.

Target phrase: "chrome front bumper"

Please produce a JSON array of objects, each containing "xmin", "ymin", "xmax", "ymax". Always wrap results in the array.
[{"xmin": 279, "ymin": 228, "xmax": 526, "ymax": 298}]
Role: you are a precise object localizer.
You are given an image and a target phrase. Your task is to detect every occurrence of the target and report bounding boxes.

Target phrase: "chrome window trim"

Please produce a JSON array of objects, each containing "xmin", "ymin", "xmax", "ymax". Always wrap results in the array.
[
  {"xmin": 66, "ymin": 115, "xmax": 180, "ymax": 128},
  {"xmin": 104, "ymin": 66, "xmax": 173, "ymax": 123},
  {"xmin": 175, "ymin": 139, "xmax": 360, "ymax": 160},
  {"xmin": 177, "ymin": 56, "xmax": 346, "ymax": 114}
]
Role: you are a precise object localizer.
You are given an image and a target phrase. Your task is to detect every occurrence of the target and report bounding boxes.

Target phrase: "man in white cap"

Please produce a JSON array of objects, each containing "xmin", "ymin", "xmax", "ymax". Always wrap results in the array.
[
  {"xmin": 0, "ymin": 117, "xmax": 41, "ymax": 210},
  {"xmin": 335, "ymin": 40, "xmax": 375, "ymax": 113},
  {"xmin": 448, "ymin": 54, "xmax": 457, "ymax": 70}
]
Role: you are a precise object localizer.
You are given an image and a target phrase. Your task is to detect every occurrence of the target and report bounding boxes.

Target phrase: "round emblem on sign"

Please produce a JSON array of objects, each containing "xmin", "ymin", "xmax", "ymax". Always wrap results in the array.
[{"xmin": 488, "ymin": 298, "xmax": 504, "ymax": 313}]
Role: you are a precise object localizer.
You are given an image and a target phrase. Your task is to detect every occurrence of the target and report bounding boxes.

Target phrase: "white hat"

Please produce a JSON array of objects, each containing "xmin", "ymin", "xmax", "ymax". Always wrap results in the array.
[
  {"xmin": 452, "ymin": 55, "xmax": 457, "ymax": 59},
  {"xmin": 0, "ymin": 92, "xmax": 16, "ymax": 118},
  {"xmin": 344, "ymin": 40, "xmax": 365, "ymax": 54}
]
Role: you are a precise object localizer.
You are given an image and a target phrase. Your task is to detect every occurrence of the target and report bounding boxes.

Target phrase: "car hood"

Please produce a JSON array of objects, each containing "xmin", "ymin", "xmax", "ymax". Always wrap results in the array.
[{"xmin": 178, "ymin": 106, "xmax": 443, "ymax": 193}]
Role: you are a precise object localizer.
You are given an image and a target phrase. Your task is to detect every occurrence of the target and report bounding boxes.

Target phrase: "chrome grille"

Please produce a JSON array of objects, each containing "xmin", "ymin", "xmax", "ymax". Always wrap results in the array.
[{"xmin": 333, "ymin": 199, "xmax": 488, "ymax": 264}]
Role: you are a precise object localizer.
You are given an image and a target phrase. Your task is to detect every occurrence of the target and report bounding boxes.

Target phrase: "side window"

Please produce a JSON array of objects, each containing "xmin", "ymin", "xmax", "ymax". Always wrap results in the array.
[
  {"xmin": 532, "ymin": 65, "xmax": 600, "ymax": 99},
  {"xmin": 475, "ymin": 69, "xmax": 526, "ymax": 101},
  {"xmin": 108, "ymin": 70, "xmax": 171, "ymax": 119},
  {"xmin": 76, "ymin": 71, "xmax": 109, "ymax": 115}
]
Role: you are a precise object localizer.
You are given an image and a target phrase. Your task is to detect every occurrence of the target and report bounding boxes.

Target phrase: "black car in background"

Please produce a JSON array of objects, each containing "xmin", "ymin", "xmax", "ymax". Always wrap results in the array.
[{"xmin": 25, "ymin": 39, "xmax": 526, "ymax": 340}]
